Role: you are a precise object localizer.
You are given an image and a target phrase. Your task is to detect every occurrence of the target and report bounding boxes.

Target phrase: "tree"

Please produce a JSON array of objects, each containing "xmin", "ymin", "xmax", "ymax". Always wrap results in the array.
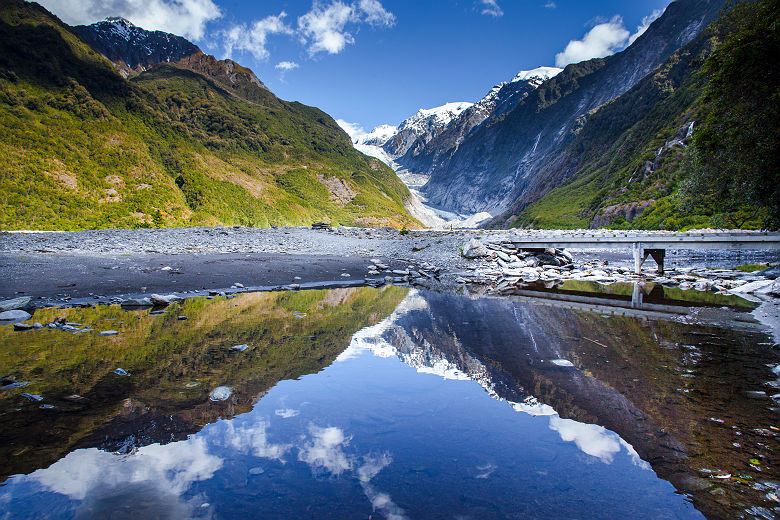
[{"xmin": 684, "ymin": 0, "xmax": 780, "ymax": 227}]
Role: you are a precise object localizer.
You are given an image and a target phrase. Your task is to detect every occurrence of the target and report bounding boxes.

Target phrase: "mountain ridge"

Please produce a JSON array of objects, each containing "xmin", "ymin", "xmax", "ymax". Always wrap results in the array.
[{"xmin": 0, "ymin": 0, "xmax": 419, "ymax": 230}]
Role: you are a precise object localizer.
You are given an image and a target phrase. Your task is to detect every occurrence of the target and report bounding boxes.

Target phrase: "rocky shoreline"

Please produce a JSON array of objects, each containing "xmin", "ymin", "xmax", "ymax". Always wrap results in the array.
[{"xmin": 1, "ymin": 226, "xmax": 779, "ymax": 318}]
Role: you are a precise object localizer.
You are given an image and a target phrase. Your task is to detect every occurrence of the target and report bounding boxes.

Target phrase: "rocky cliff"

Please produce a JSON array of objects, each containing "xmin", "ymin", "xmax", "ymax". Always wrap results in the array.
[{"xmin": 419, "ymin": 0, "xmax": 726, "ymax": 215}]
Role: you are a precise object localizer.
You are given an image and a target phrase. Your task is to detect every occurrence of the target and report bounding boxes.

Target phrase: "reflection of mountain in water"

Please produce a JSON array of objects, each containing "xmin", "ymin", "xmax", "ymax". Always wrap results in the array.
[
  {"xmin": 347, "ymin": 289, "xmax": 778, "ymax": 520},
  {"xmin": 0, "ymin": 287, "xmax": 408, "ymax": 480}
]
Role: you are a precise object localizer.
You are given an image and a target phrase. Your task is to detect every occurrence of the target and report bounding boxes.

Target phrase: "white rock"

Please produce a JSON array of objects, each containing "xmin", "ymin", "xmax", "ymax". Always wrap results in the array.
[
  {"xmin": 730, "ymin": 279, "xmax": 774, "ymax": 294},
  {"xmin": 0, "ymin": 310, "xmax": 31, "ymax": 321}
]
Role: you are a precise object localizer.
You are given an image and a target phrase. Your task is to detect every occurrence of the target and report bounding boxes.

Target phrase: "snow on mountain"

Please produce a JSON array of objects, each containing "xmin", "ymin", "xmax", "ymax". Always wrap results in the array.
[
  {"xmin": 357, "ymin": 124, "xmax": 398, "ymax": 147},
  {"xmin": 510, "ymin": 66, "xmax": 563, "ymax": 85}
]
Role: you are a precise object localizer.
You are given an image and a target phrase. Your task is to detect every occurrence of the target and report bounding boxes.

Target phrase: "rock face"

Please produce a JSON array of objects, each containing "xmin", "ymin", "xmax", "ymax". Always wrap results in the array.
[
  {"xmin": 590, "ymin": 200, "xmax": 656, "ymax": 229},
  {"xmin": 74, "ymin": 18, "xmax": 270, "ymax": 98},
  {"xmin": 418, "ymin": 0, "xmax": 726, "ymax": 215},
  {"xmin": 73, "ymin": 18, "xmax": 199, "ymax": 78}
]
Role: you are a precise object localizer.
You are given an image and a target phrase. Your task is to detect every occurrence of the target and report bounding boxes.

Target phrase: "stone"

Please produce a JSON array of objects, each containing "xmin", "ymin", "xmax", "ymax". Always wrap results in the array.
[
  {"xmin": 13, "ymin": 323, "xmax": 33, "ymax": 331},
  {"xmin": 730, "ymin": 279, "xmax": 774, "ymax": 294},
  {"xmin": 113, "ymin": 368, "xmax": 129, "ymax": 376},
  {"xmin": 759, "ymin": 265, "xmax": 780, "ymax": 279},
  {"xmin": 209, "ymin": 386, "xmax": 232, "ymax": 401},
  {"xmin": 99, "ymin": 330, "xmax": 119, "ymax": 336},
  {"xmin": 770, "ymin": 280, "xmax": 780, "ymax": 297},
  {"xmin": 462, "ymin": 239, "xmax": 489, "ymax": 259},
  {"xmin": 536, "ymin": 254, "xmax": 560, "ymax": 267},
  {"xmin": 0, "ymin": 296, "xmax": 33, "ymax": 312},
  {"xmin": 150, "ymin": 294, "xmax": 179, "ymax": 306},
  {"xmin": 550, "ymin": 359, "xmax": 575, "ymax": 367},
  {"xmin": 177, "ymin": 316, "xmax": 188, "ymax": 320},
  {"xmin": 21, "ymin": 393, "xmax": 43, "ymax": 402},
  {"xmin": 0, "ymin": 310, "xmax": 31, "ymax": 321},
  {"xmin": 121, "ymin": 297, "xmax": 153, "ymax": 308},
  {"xmin": 230, "ymin": 344, "xmax": 249, "ymax": 352},
  {"xmin": 496, "ymin": 251, "xmax": 511, "ymax": 262}
]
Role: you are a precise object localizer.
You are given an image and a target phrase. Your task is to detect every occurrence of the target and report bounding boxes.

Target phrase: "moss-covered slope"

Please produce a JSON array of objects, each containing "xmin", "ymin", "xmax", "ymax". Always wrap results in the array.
[{"xmin": 0, "ymin": 1, "xmax": 419, "ymax": 230}]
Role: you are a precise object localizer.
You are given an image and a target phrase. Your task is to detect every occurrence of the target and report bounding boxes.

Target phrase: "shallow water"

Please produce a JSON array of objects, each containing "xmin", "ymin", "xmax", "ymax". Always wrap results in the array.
[{"xmin": 0, "ymin": 286, "xmax": 777, "ymax": 519}]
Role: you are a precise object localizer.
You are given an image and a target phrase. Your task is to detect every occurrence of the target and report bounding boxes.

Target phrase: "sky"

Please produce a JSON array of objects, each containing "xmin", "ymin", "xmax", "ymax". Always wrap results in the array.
[{"xmin": 38, "ymin": 0, "xmax": 672, "ymax": 131}]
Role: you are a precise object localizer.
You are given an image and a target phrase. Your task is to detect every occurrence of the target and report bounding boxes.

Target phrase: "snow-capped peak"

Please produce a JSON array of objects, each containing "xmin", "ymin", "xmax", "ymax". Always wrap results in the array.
[
  {"xmin": 357, "ymin": 124, "xmax": 398, "ymax": 146},
  {"xmin": 397, "ymin": 101, "xmax": 473, "ymax": 134},
  {"xmin": 511, "ymin": 66, "xmax": 563, "ymax": 85}
]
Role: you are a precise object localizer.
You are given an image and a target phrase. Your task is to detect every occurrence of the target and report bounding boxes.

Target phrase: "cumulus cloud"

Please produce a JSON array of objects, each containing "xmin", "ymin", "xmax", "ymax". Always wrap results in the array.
[
  {"xmin": 555, "ymin": 7, "xmax": 666, "ymax": 67},
  {"xmin": 298, "ymin": 0, "xmax": 395, "ymax": 56},
  {"xmin": 336, "ymin": 119, "xmax": 366, "ymax": 140},
  {"xmin": 37, "ymin": 0, "xmax": 221, "ymax": 40},
  {"xmin": 554, "ymin": 15, "xmax": 629, "ymax": 67},
  {"xmin": 628, "ymin": 8, "xmax": 664, "ymax": 46},
  {"xmin": 479, "ymin": 0, "xmax": 504, "ymax": 17},
  {"xmin": 222, "ymin": 12, "xmax": 293, "ymax": 60}
]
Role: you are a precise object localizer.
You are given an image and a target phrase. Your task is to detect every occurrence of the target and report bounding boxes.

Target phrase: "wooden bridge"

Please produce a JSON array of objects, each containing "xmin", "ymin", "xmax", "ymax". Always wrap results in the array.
[{"xmin": 499, "ymin": 230, "xmax": 780, "ymax": 274}]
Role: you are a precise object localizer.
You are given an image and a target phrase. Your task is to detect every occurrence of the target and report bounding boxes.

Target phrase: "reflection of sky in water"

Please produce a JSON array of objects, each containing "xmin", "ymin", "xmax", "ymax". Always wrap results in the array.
[{"xmin": 0, "ymin": 312, "xmax": 702, "ymax": 519}]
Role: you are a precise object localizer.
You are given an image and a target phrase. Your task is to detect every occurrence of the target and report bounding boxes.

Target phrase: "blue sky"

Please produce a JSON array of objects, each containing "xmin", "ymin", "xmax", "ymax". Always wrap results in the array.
[{"xmin": 40, "ymin": 0, "xmax": 672, "ymax": 130}]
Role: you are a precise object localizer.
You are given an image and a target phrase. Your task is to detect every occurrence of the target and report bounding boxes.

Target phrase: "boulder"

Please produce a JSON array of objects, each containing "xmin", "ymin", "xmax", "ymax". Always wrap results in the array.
[
  {"xmin": 770, "ymin": 279, "xmax": 780, "ymax": 297},
  {"xmin": 462, "ymin": 239, "xmax": 489, "ymax": 259},
  {"xmin": 150, "ymin": 294, "xmax": 180, "ymax": 306},
  {"xmin": 759, "ymin": 265, "xmax": 780, "ymax": 279},
  {"xmin": 0, "ymin": 297, "xmax": 33, "ymax": 312},
  {"xmin": 0, "ymin": 310, "xmax": 31, "ymax": 321}
]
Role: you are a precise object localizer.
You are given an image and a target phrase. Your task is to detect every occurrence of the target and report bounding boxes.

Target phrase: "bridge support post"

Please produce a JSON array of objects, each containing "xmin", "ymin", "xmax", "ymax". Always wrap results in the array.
[
  {"xmin": 633, "ymin": 243, "xmax": 666, "ymax": 274},
  {"xmin": 632, "ymin": 242, "xmax": 644, "ymax": 274}
]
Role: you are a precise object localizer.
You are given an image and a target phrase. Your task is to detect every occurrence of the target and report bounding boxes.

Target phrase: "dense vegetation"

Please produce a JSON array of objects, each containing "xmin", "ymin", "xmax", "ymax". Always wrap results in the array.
[
  {"xmin": 0, "ymin": 1, "xmax": 418, "ymax": 230},
  {"xmin": 508, "ymin": 0, "xmax": 777, "ymax": 230}
]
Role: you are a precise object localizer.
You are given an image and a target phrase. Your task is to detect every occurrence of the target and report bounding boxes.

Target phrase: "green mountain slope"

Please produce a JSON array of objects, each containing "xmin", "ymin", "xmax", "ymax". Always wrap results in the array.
[
  {"xmin": 503, "ymin": 0, "xmax": 776, "ymax": 230},
  {"xmin": 0, "ymin": 1, "xmax": 419, "ymax": 230}
]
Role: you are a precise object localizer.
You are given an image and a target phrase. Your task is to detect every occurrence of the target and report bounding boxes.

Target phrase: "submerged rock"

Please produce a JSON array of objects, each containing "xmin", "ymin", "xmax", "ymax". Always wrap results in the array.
[
  {"xmin": 113, "ymin": 368, "xmax": 129, "ymax": 376},
  {"xmin": 230, "ymin": 344, "xmax": 249, "ymax": 352},
  {"xmin": 209, "ymin": 386, "xmax": 232, "ymax": 401}
]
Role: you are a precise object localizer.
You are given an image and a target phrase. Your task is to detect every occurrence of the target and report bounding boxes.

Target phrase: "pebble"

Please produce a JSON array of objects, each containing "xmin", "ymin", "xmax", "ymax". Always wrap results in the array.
[
  {"xmin": 21, "ymin": 393, "xmax": 43, "ymax": 402},
  {"xmin": 177, "ymin": 316, "xmax": 188, "ymax": 320},
  {"xmin": 113, "ymin": 368, "xmax": 129, "ymax": 376},
  {"xmin": 230, "ymin": 344, "xmax": 249, "ymax": 352},
  {"xmin": 99, "ymin": 330, "xmax": 119, "ymax": 336}
]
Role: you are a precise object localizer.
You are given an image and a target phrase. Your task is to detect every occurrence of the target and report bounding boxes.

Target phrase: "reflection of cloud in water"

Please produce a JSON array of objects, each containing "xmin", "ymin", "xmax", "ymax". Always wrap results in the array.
[
  {"xmin": 549, "ymin": 416, "xmax": 649, "ymax": 468},
  {"xmin": 17, "ymin": 437, "xmax": 221, "ymax": 518},
  {"xmin": 275, "ymin": 408, "xmax": 300, "ymax": 418},
  {"xmin": 475, "ymin": 462, "xmax": 497, "ymax": 479},
  {"xmin": 298, "ymin": 425, "xmax": 352, "ymax": 475},
  {"xmin": 215, "ymin": 418, "xmax": 291, "ymax": 461},
  {"xmin": 296, "ymin": 426, "xmax": 408, "ymax": 519}
]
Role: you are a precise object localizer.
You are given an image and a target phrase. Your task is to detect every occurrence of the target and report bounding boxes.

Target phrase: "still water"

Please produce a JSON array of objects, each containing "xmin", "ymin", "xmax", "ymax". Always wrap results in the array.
[{"xmin": 0, "ymin": 286, "xmax": 777, "ymax": 519}]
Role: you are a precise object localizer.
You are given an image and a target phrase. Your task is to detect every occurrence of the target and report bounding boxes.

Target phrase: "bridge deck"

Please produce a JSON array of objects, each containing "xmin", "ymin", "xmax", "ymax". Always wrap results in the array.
[{"xmin": 497, "ymin": 231, "xmax": 780, "ymax": 273}]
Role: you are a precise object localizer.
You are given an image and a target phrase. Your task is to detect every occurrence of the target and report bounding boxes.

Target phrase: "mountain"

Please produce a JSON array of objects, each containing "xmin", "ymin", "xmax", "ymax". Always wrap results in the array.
[
  {"xmin": 417, "ymin": 0, "xmax": 727, "ymax": 216},
  {"xmin": 498, "ymin": 0, "xmax": 774, "ymax": 230},
  {"xmin": 72, "ymin": 18, "xmax": 200, "ymax": 79},
  {"xmin": 352, "ymin": 66, "xmax": 562, "ymax": 183},
  {"xmin": 0, "ymin": 1, "xmax": 419, "ymax": 230}
]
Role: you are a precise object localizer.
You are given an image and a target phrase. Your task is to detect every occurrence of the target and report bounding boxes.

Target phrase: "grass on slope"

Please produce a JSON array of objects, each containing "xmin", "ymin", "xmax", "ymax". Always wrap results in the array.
[{"xmin": 0, "ymin": 1, "xmax": 418, "ymax": 230}]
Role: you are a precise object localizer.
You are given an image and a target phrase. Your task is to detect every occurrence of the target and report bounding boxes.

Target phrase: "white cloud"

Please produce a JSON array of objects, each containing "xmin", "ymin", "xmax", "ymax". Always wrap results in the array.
[
  {"xmin": 554, "ymin": 15, "xmax": 629, "ymax": 67},
  {"xmin": 37, "ymin": 0, "xmax": 222, "ymax": 40},
  {"xmin": 222, "ymin": 12, "xmax": 294, "ymax": 60},
  {"xmin": 479, "ymin": 0, "xmax": 504, "ymax": 17},
  {"xmin": 628, "ymin": 8, "xmax": 664, "ymax": 46},
  {"xmin": 555, "ymin": 7, "xmax": 666, "ymax": 67},
  {"xmin": 297, "ymin": 0, "xmax": 395, "ymax": 56},
  {"xmin": 336, "ymin": 119, "xmax": 366, "ymax": 140},
  {"xmin": 544, "ymin": 2, "xmax": 557, "ymax": 8},
  {"xmin": 358, "ymin": 0, "xmax": 395, "ymax": 26}
]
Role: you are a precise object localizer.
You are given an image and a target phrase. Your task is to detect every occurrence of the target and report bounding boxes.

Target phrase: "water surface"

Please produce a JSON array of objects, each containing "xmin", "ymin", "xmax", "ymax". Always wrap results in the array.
[{"xmin": 0, "ymin": 286, "xmax": 777, "ymax": 519}]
